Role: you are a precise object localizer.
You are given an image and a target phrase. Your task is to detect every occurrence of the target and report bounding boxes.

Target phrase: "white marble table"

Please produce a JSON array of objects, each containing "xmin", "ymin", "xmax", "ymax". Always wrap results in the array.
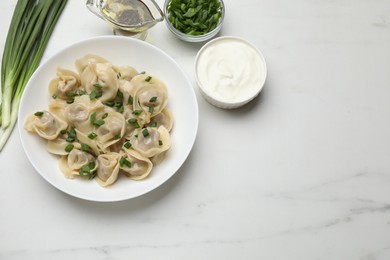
[{"xmin": 1, "ymin": 0, "xmax": 390, "ymax": 259}]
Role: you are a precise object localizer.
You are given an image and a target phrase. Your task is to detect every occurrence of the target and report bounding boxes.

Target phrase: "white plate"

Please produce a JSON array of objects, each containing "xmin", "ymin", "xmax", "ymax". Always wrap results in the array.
[{"xmin": 18, "ymin": 36, "xmax": 198, "ymax": 202}]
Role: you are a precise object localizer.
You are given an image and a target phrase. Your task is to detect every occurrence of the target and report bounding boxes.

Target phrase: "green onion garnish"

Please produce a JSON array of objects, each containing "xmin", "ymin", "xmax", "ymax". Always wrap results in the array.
[
  {"xmin": 128, "ymin": 118, "xmax": 141, "ymax": 128},
  {"xmin": 81, "ymin": 143, "xmax": 91, "ymax": 153},
  {"xmin": 124, "ymin": 142, "xmax": 132, "ymax": 149},
  {"xmin": 132, "ymin": 109, "xmax": 142, "ymax": 116},
  {"xmin": 119, "ymin": 156, "xmax": 132, "ymax": 168},
  {"xmin": 88, "ymin": 132, "xmax": 97, "ymax": 139},
  {"xmin": 34, "ymin": 111, "xmax": 44, "ymax": 117},
  {"xmin": 142, "ymin": 128, "xmax": 149, "ymax": 137},
  {"xmin": 64, "ymin": 143, "xmax": 74, "ymax": 152},
  {"xmin": 128, "ymin": 95, "xmax": 133, "ymax": 105}
]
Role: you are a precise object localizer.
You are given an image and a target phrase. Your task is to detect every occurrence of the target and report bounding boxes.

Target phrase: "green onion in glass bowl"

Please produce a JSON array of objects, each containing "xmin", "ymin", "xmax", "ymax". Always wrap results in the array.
[{"xmin": 163, "ymin": 0, "xmax": 225, "ymax": 42}]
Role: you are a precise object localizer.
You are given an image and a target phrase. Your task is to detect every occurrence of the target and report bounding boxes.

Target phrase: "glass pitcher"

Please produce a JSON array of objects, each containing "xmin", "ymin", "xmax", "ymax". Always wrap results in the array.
[{"xmin": 86, "ymin": 0, "xmax": 164, "ymax": 40}]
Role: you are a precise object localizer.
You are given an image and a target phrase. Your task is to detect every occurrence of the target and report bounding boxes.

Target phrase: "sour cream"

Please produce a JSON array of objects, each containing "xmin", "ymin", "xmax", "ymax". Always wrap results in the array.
[{"xmin": 195, "ymin": 36, "xmax": 267, "ymax": 109}]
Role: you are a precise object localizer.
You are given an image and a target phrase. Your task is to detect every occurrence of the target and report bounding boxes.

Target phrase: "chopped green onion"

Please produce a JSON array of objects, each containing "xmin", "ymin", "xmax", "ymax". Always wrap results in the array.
[
  {"xmin": 90, "ymin": 112, "xmax": 97, "ymax": 125},
  {"xmin": 34, "ymin": 111, "xmax": 44, "ymax": 117},
  {"xmin": 128, "ymin": 95, "xmax": 133, "ymax": 105},
  {"xmin": 117, "ymin": 105, "xmax": 124, "ymax": 114},
  {"xmin": 159, "ymin": 140, "xmax": 163, "ymax": 146},
  {"xmin": 117, "ymin": 90, "xmax": 124, "ymax": 99},
  {"xmin": 105, "ymin": 101, "xmax": 115, "ymax": 107},
  {"xmin": 119, "ymin": 156, "xmax": 132, "ymax": 168},
  {"xmin": 66, "ymin": 127, "xmax": 76, "ymax": 142},
  {"xmin": 52, "ymin": 94, "xmax": 57, "ymax": 99},
  {"xmin": 0, "ymin": 0, "xmax": 68, "ymax": 151},
  {"xmin": 102, "ymin": 113, "xmax": 108, "ymax": 119},
  {"xmin": 145, "ymin": 76, "xmax": 152, "ymax": 82},
  {"xmin": 79, "ymin": 165, "xmax": 90, "ymax": 176},
  {"xmin": 114, "ymin": 134, "xmax": 121, "ymax": 140},
  {"xmin": 124, "ymin": 141, "xmax": 132, "ymax": 149},
  {"xmin": 81, "ymin": 143, "xmax": 91, "ymax": 153},
  {"xmin": 149, "ymin": 96, "xmax": 157, "ymax": 102},
  {"xmin": 66, "ymin": 91, "xmax": 78, "ymax": 98},
  {"xmin": 142, "ymin": 128, "xmax": 149, "ymax": 137},
  {"xmin": 65, "ymin": 143, "xmax": 74, "ymax": 152},
  {"xmin": 90, "ymin": 112, "xmax": 105, "ymax": 127},
  {"xmin": 88, "ymin": 132, "xmax": 97, "ymax": 139},
  {"xmin": 89, "ymin": 90, "xmax": 102, "ymax": 99},
  {"xmin": 132, "ymin": 109, "xmax": 142, "ymax": 115},
  {"xmin": 93, "ymin": 83, "xmax": 103, "ymax": 89},
  {"xmin": 128, "ymin": 118, "xmax": 141, "ymax": 128},
  {"xmin": 78, "ymin": 89, "xmax": 86, "ymax": 95},
  {"xmin": 148, "ymin": 107, "xmax": 154, "ymax": 113},
  {"xmin": 150, "ymin": 121, "xmax": 157, "ymax": 127},
  {"xmin": 93, "ymin": 119, "xmax": 105, "ymax": 127}
]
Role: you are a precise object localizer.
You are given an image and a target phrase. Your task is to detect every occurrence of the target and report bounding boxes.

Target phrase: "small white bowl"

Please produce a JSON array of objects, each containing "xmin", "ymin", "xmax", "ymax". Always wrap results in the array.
[{"xmin": 194, "ymin": 36, "xmax": 267, "ymax": 109}]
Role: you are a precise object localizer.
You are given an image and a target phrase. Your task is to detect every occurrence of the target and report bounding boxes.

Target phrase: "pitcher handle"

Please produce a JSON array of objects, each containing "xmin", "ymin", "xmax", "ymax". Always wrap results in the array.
[{"xmin": 86, "ymin": 0, "xmax": 104, "ymax": 20}]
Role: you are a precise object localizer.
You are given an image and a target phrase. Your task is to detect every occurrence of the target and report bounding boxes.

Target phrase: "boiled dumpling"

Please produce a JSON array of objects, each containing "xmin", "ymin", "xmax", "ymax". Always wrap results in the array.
[
  {"xmin": 121, "ymin": 149, "xmax": 153, "ymax": 180},
  {"xmin": 129, "ymin": 126, "xmax": 171, "ymax": 158},
  {"xmin": 58, "ymin": 149, "xmax": 97, "ymax": 179},
  {"xmin": 114, "ymin": 65, "xmax": 138, "ymax": 81},
  {"xmin": 46, "ymin": 135, "xmax": 81, "ymax": 156},
  {"xmin": 94, "ymin": 111, "xmax": 126, "ymax": 151},
  {"xmin": 147, "ymin": 108, "xmax": 174, "ymax": 132},
  {"xmin": 80, "ymin": 62, "xmax": 119, "ymax": 103},
  {"xmin": 48, "ymin": 67, "xmax": 81, "ymax": 100},
  {"xmin": 64, "ymin": 95, "xmax": 105, "ymax": 134},
  {"xmin": 24, "ymin": 110, "xmax": 68, "ymax": 140},
  {"xmin": 75, "ymin": 54, "xmax": 111, "ymax": 75},
  {"xmin": 48, "ymin": 98, "xmax": 69, "ymax": 122},
  {"xmin": 96, "ymin": 152, "xmax": 121, "ymax": 187},
  {"xmin": 131, "ymin": 74, "xmax": 168, "ymax": 124}
]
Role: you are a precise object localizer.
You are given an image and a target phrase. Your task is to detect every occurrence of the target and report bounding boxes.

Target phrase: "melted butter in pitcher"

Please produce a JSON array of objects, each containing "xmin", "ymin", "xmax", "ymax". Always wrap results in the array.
[{"xmin": 102, "ymin": 0, "xmax": 154, "ymax": 26}]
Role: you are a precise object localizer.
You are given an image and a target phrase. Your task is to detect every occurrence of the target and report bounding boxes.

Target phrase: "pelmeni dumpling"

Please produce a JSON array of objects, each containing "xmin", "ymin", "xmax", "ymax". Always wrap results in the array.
[
  {"xmin": 121, "ymin": 149, "xmax": 153, "ymax": 180},
  {"xmin": 80, "ymin": 62, "xmax": 119, "ymax": 102},
  {"xmin": 118, "ymin": 79, "xmax": 137, "ymax": 107},
  {"xmin": 147, "ymin": 108, "xmax": 174, "ymax": 132},
  {"xmin": 131, "ymin": 74, "xmax": 168, "ymax": 124},
  {"xmin": 58, "ymin": 149, "xmax": 97, "ymax": 179},
  {"xmin": 94, "ymin": 111, "xmax": 126, "ymax": 151},
  {"xmin": 46, "ymin": 136, "xmax": 81, "ymax": 156},
  {"xmin": 64, "ymin": 95, "xmax": 105, "ymax": 134},
  {"xmin": 48, "ymin": 98, "xmax": 69, "ymax": 122},
  {"xmin": 75, "ymin": 129, "xmax": 101, "ymax": 157},
  {"xmin": 48, "ymin": 67, "xmax": 81, "ymax": 100},
  {"xmin": 114, "ymin": 65, "xmax": 138, "ymax": 81},
  {"xmin": 129, "ymin": 126, "xmax": 171, "ymax": 158},
  {"xmin": 96, "ymin": 152, "xmax": 121, "ymax": 187},
  {"xmin": 75, "ymin": 54, "xmax": 111, "ymax": 75},
  {"xmin": 24, "ymin": 110, "xmax": 68, "ymax": 140}
]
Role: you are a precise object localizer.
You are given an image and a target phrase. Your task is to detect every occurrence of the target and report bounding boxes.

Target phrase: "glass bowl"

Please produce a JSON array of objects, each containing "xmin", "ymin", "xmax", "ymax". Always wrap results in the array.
[{"xmin": 163, "ymin": 0, "xmax": 225, "ymax": 42}]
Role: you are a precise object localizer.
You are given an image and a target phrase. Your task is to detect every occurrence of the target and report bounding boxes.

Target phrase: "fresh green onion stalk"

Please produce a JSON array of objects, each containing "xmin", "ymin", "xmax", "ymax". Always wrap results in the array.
[{"xmin": 0, "ymin": 0, "xmax": 68, "ymax": 151}]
